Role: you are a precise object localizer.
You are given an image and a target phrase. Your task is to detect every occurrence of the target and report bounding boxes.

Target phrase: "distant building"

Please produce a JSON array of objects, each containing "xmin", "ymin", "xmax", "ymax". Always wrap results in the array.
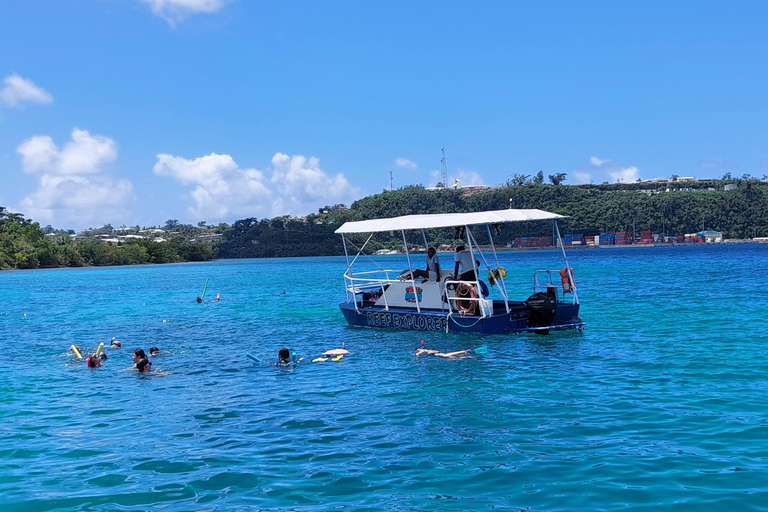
[
  {"xmin": 697, "ymin": 230, "xmax": 723, "ymax": 243},
  {"xmin": 724, "ymin": 184, "xmax": 737, "ymax": 191},
  {"xmin": 198, "ymin": 233, "xmax": 224, "ymax": 242}
]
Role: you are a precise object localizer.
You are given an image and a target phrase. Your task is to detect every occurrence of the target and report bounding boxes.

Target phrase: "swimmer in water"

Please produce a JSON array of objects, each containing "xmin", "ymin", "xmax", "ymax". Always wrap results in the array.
[
  {"xmin": 216, "ymin": 292, "xmax": 220, "ymax": 301},
  {"xmin": 275, "ymin": 347, "xmax": 303, "ymax": 366},
  {"xmin": 149, "ymin": 347, "xmax": 160, "ymax": 356},
  {"xmin": 196, "ymin": 296, "xmax": 202, "ymax": 303},
  {"xmin": 415, "ymin": 347, "xmax": 471, "ymax": 358},
  {"xmin": 133, "ymin": 349, "xmax": 152, "ymax": 373},
  {"xmin": 86, "ymin": 353, "xmax": 102, "ymax": 367},
  {"xmin": 321, "ymin": 342, "xmax": 350, "ymax": 357},
  {"xmin": 110, "ymin": 338, "xmax": 121, "ymax": 348},
  {"xmin": 276, "ymin": 347, "xmax": 291, "ymax": 366},
  {"xmin": 321, "ymin": 348, "xmax": 350, "ymax": 357}
]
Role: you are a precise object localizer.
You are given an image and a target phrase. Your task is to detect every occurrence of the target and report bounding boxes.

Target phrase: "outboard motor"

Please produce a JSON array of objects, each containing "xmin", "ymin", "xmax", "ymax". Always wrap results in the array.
[{"xmin": 526, "ymin": 291, "xmax": 557, "ymax": 333}]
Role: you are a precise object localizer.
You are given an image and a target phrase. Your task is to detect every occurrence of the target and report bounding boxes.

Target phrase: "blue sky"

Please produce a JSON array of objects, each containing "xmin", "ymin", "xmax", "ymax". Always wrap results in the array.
[{"xmin": 1, "ymin": 0, "xmax": 767, "ymax": 230}]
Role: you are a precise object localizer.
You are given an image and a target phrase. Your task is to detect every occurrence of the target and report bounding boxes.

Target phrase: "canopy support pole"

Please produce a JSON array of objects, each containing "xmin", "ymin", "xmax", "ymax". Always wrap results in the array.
[
  {"xmin": 342, "ymin": 234, "xmax": 353, "ymax": 305},
  {"xmin": 402, "ymin": 230, "xmax": 421, "ymax": 313},
  {"xmin": 554, "ymin": 221, "xmax": 578, "ymax": 305},
  {"xmin": 486, "ymin": 224, "xmax": 510, "ymax": 313}
]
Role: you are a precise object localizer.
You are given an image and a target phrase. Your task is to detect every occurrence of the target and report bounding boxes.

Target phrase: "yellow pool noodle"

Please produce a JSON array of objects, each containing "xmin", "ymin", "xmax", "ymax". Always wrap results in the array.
[
  {"xmin": 332, "ymin": 355, "xmax": 344, "ymax": 361},
  {"xmin": 313, "ymin": 357, "xmax": 328, "ymax": 362},
  {"xmin": 95, "ymin": 342, "xmax": 104, "ymax": 357},
  {"xmin": 70, "ymin": 345, "xmax": 82, "ymax": 358}
]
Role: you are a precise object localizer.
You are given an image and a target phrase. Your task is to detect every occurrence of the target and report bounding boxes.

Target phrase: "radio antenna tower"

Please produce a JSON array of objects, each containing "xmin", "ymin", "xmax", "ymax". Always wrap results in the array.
[
  {"xmin": 440, "ymin": 147, "xmax": 447, "ymax": 188},
  {"xmin": 389, "ymin": 170, "xmax": 394, "ymax": 191}
]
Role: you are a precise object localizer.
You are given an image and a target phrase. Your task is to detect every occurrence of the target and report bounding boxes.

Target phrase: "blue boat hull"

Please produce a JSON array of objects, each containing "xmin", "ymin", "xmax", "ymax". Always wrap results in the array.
[{"xmin": 339, "ymin": 301, "xmax": 583, "ymax": 335}]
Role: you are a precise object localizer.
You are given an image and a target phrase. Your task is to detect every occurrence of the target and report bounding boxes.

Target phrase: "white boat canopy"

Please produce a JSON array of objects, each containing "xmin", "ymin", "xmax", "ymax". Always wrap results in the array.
[{"xmin": 335, "ymin": 208, "xmax": 567, "ymax": 234}]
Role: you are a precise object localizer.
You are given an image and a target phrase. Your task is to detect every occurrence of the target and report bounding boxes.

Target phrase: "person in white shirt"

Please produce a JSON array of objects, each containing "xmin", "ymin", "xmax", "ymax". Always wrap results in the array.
[
  {"xmin": 453, "ymin": 245, "xmax": 478, "ymax": 281},
  {"xmin": 405, "ymin": 247, "xmax": 441, "ymax": 282}
]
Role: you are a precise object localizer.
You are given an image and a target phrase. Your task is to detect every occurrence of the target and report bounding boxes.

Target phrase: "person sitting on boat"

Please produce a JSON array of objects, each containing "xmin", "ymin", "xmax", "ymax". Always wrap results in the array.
[
  {"xmin": 133, "ymin": 349, "xmax": 152, "ymax": 373},
  {"xmin": 415, "ymin": 347, "xmax": 471, "ymax": 358},
  {"xmin": 405, "ymin": 247, "xmax": 441, "ymax": 283},
  {"xmin": 453, "ymin": 245, "xmax": 479, "ymax": 282}
]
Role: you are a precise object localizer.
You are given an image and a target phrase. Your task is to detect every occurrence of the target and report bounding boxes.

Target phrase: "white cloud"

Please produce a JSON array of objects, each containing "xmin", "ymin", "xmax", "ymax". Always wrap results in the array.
[
  {"xmin": 140, "ymin": 0, "xmax": 231, "ymax": 25},
  {"xmin": 454, "ymin": 168, "xmax": 485, "ymax": 187},
  {"xmin": 0, "ymin": 73, "xmax": 53, "ymax": 108},
  {"xmin": 573, "ymin": 172, "xmax": 592, "ymax": 184},
  {"xmin": 154, "ymin": 151, "xmax": 363, "ymax": 221},
  {"xmin": 585, "ymin": 156, "xmax": 640, "ymax": 183},
  {"xmin": 589, "ymin": 156, "xmax": 605, "ymax": 166},
  {"xmin": 609, "ymin": 166, "xmax": 640, "ymax": 183},
  {"xmin": 16, "ymin": 129, "xmax": 133, "ymax": 226},
  {"xmin": 395, "ymin": 157, "xmax": 417, "ymax": 170},
  {"xmin": 18, "ymin": 129, "xmax": 116, "ymax": 175}
]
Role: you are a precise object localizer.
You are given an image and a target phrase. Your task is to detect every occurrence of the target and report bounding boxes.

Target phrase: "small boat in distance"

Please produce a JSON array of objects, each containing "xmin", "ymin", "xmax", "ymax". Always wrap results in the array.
[{"xmin": 335, "ymin": 209, "xmax": 585, "ymax": 335}]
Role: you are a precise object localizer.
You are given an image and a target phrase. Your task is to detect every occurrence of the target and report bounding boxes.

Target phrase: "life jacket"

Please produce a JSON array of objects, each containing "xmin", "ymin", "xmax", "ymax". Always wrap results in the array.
[
  {"xmin": 560, "ymin": 268, "xmax": 575, "ymax": 293},
  {"xmin": 456, "ymin": 282, "xmax": 478, "ymax": 315}
]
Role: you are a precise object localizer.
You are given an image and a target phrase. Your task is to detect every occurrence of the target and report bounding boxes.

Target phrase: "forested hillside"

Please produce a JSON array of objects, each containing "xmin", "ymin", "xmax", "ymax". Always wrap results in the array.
[
  {"xmin": 217, "ymin": 178, "xmax": 768, "ymax": 257},
  {"xmin": 4, "ymin": 178, "xmax": 766, "ymax": 268},
  {"xmin": 0, "ymin": 208, "xmax": 216, "ymax": 270}
]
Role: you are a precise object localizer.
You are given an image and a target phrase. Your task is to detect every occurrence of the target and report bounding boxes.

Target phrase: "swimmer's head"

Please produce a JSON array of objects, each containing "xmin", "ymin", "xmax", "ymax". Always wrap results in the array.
[
  {"xmin": 87, "ymin": 354, "xmax": 101, "ymax": 367},
  {"xmin": 278, "ymin": 347, "xmax": 290, "ymax": 361},
  {"xmin": 111, "ymin": 339, "xmax": 121, "ymax": 347},
  {"xmin": 149, "ymin": 347, "xmax": 159, "ymax": 356},
  {"xmin": 136, "ymin": 358, "xmax": 151, "ymax": 373},
  {"xmin": 99, "ymin": 352, "xmax": 108, "ymax": 360},
  {"xmin": 132, "ymin": 349, "xmax": 147, "ymax": 363}
]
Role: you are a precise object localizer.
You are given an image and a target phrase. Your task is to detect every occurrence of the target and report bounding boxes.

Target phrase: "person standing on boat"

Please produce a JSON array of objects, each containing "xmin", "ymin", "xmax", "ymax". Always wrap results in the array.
[
  {"xmin": 406, "ymin": 247, "xmax": 441, "ymax": 282},
  {"xmin": 453, "ymin": 245, "xmax": 478, "ymax": 282}
]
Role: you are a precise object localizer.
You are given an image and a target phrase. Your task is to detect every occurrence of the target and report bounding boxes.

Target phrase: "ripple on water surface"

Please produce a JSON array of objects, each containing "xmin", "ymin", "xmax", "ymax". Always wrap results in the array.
[{"xmin": 1, "ymin": 247, "xmax": 768, "ymax": 510}]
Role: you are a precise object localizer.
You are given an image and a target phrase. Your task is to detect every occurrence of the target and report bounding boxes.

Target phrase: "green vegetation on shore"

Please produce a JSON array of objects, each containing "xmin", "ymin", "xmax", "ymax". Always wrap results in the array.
[
  {"xmin": 0, "ymin": 208, "xmax": 217, "ymax": 270},
  {"xmin": 217, "ymin": 177, "xmax": 768, "ymax": 257},
  {"xmin": 3, "ymin": 177, "xmax": 767, "ymax": 268}
]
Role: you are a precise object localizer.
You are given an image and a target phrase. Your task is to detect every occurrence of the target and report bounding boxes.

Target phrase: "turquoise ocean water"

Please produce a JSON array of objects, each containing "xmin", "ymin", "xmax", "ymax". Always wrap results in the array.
[{"xmin": 1, "ymin": 244, "xmax": 767, "ymax": 511}]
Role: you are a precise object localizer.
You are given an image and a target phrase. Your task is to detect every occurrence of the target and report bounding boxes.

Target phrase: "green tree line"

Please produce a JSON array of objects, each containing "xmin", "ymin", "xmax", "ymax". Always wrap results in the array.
[
  {"xmin": 219, "ymin": 178, "xmax": 768, "ymax": 258},
  {"xmin": 0, "ymin": 208, "xmax": 217, "ymax": 270}
]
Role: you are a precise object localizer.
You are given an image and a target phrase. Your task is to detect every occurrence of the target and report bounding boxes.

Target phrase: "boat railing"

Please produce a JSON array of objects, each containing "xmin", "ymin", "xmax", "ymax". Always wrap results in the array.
[
  {"xmin": 443, "ymin": 279, "xmax": 490, "ymax": 318},
  {"xmin": 343, "ymin": 271, "xmax": 402, "ymax": 312},
  {"xmin": 533, "ymin": 270, "xmax": 578, "ymax": 304}
]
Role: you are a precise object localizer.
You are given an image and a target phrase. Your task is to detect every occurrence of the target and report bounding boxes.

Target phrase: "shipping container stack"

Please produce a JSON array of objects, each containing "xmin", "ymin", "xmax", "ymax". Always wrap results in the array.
[
  {"xmin": 639, "ymin": 230, "xmax": 653, "ymax": 244},
  {"xmin": 615, "ymin": 231, "xmax": 628, "ymax": 244},
  {"xmin": 571, "ymin": 234, "xmax": 584, "ymax": 246},
  {"xmin": 600, "ymin": 232, "xmax": 615, "ymax": 245}
]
